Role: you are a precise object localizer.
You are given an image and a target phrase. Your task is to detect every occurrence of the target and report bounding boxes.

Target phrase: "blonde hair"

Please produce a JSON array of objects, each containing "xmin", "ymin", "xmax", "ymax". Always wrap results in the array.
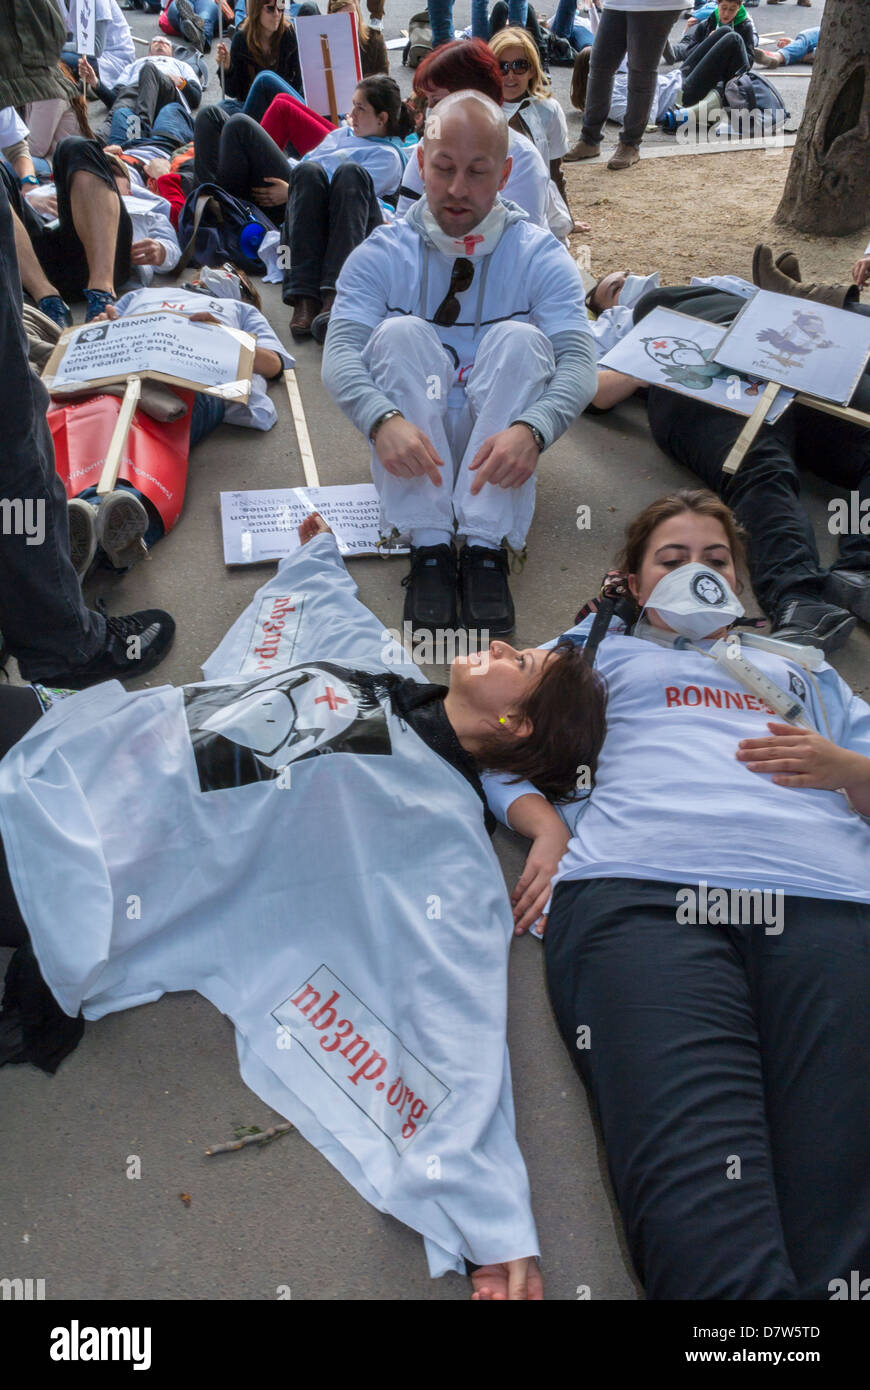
[
  {"xmin": 327, "ymin": 0, "xmax": 369, "ymax": 48},
  {"xmin": 488, "ymin": 27, "xmax": 550, "ymax": 99}
]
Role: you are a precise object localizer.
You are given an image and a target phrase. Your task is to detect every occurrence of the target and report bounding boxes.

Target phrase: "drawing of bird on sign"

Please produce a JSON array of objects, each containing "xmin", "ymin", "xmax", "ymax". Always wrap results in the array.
[
  {"xmin": 642, "ymin": 335, "xmax": 732, "ymax": 390},
  {"xmin": 755, "ymin": 309, "xmax": 835, "ymax": 371}
]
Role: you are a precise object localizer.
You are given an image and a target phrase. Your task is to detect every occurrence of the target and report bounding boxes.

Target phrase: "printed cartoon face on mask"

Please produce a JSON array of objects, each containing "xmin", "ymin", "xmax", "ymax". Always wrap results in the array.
[
  {"xmin": 183, "ymin": 663, "xmax": 392, "ymax": 792},
  {"xmin": 642, "ymin": 562, "xmax": 745, "ymax": 641}
]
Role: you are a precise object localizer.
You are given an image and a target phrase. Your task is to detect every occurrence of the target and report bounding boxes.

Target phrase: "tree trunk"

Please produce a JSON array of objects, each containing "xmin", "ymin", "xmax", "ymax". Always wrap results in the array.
[{"xmin": 774, "ymin": 0, "xmax": 870, "ymax": 237}]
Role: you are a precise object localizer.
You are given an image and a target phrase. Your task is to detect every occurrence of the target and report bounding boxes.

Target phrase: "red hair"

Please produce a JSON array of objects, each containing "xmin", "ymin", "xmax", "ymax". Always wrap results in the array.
[{"xmin": 413, "ymin": 38, "xmax": 504, "ymax": 105}]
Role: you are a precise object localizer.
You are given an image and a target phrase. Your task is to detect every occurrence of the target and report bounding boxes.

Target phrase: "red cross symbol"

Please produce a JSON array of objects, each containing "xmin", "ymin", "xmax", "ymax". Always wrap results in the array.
[
  {"xmin": 315, "ymin": 685, "xmax": 348, "ymax": 712},
  {"xmin": 455, "ymin": 233, "xmax": 484, "ymax": 255},
  {"xmin": 652, "ymin": 339, "xmax": 668, "ymax": 349}
]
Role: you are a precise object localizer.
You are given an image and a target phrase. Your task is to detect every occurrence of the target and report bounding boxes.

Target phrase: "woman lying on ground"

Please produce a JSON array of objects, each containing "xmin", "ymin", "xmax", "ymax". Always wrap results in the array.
[
  {"xmin": 487, "ymin": 488, "xmax": 870, "ymax": 1300},
  {"xmin": 216, "ymin": 0, "xmax": 304, "ymax": 123},
  {"xmin": 0, "ymin": 512, "xmax": 606, "ymax": 1300}
]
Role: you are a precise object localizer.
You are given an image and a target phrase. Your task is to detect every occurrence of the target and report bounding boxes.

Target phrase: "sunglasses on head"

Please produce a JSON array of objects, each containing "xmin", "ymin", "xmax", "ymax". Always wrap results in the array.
[
  {"xmin": 433, "ymin": 257, "xmax": 474, "ymax": 328},
  {"xmin": 499, "ymin": 58, "xmax": 531, "ymax": 75}
]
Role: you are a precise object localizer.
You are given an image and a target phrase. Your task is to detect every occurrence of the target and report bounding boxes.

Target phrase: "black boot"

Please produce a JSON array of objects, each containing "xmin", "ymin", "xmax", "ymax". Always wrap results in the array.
[
  {"xmin": 401, "ymin": 544, "xmax": 458, "ymax": 633},
  {"xmin": 458, "ymin": 545, "xmax": 515, "ymax": 636},
  {"xmin": 770, "ymin": 596, "xmax": 856, "ymax": 654}
]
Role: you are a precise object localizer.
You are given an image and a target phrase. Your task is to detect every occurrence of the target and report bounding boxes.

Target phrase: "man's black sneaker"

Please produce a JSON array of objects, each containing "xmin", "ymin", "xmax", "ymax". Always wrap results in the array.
[
  {"xmin": 824, "ymin": 567, "xmax": 870, "ymax": 625},
  {"xmin": 33, "ymin": 609, "xmax": 176, "ymax": 689},
  {"xmin": 458, "ymin": 544, "xmax": 515, "ymax": 636},
  {"xmin": 401, "ymin": 544, "xmax": 457, "ymax": 632},
  {"xmin": 771, "ymin": 597, "xmax": 856, "ymax": 654}
]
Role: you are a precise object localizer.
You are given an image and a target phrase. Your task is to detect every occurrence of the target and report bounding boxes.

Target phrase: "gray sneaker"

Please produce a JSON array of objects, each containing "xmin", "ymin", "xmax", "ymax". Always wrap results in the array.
[
  {"xmin": 175, "ymin": 0, "xmax": 208, "ymax": 53},
  {"xmin": 68, "ymin": 497, "xmax": 98, "ymax": 580},
  {"xmin": 96, "ymin": 489, "xmax": 150, "ymax": 571}
]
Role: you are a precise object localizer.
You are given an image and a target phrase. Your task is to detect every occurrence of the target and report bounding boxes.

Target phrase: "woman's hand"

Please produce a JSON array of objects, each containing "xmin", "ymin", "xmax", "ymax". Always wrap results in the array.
[
  {"xmin": 216, "ymin": 41, "xmax": 231, "ymax": 69},
  {"xmin": 736, "ymin": 722, "xmax": 870, "ymax": 794},
  {"xmin": 189, "ymin": 311, "xmax": 221, "ymax": 323},
  {"xmin": 298, "ymin": 512, "xmax": 333, "ymax": 545},
  {"xmin": 78, "ymin": 56, "xmax": 98, "ymax": 87},
  {"xmin": 471, "ymin": 1257, "xmax": 543, "ymax": 1301},
  {"xmin": 251, "ymin": 177, "xmax": 289, "ymax": 207},
  {"xmin": 512, "ymin": 822, "xmax": 571, "ymax": 936},
  {"xmin": 131, "ymin": 238, "xmax": 166, "ymax": 266}
]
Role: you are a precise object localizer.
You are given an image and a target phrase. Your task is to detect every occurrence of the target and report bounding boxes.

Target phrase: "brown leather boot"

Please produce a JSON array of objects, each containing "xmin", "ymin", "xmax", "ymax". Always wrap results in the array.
[
  {"xmin": 289, "ymin": 295, "xmax": 321, "ymax": 339},
  {"xmin": 752, "ymin": 244, "xmax": 859, "ymax": 308},
  {"xmin": 607, "ymin": 143, "xmax": 640, "ymax": 170},
  {"xmin": 563, "ymin": 137, "xmax": 601, "ymax": 163},
  {"xmin": 775, "ymin": 250, "xmax": 801, "ymax": 282}
]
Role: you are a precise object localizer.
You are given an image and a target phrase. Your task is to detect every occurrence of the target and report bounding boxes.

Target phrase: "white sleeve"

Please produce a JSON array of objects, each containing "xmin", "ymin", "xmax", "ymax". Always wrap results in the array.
[
  {"xmin": 544, "ymin": 98, "xmax": 569, "ymax": 161},
  {"xmin": 505, "ymin": 135, "xmax": 549, "ymax": 227},
  {"xmin": 481, "ymin": 773, "xmax": 547, "ymax": 827},
  {"xmin": 145, "ymin": 207, "xmax": 181, "ymax": 274},
  {"xmin": 236, "ymin": 304, "xmax": 294, "ymax": 368},
  {"xmin": 394, "ymin": 150, "xmax": 423, "ymax": 218}
]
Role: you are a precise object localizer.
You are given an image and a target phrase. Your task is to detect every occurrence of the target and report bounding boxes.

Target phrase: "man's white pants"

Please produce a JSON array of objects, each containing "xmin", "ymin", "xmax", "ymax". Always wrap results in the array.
[{"xmin": 362, "ymin": 317, "xmax": 555, "ymax": 551}]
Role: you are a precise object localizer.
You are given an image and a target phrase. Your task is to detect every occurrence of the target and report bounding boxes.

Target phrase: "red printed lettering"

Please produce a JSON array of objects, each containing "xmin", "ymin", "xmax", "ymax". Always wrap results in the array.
[
  {"xmin": 290, "ymin": 983, "xmax": 320, "ymax": 1016},
  {"xmin": 683, "ymin": 686, "xmax": 702, "ymax": 707},
  {"xmin": 724, "ymin": 691, "xmax": 745, "ymax": 710},
  {"xmin": 340, "ymin": 1034, "xmax": 369, "ymax": 1067},
  {"xmin": 703, "ymin": 687, "xmax": 722, "ymax": 708},
  {"xmin": 348, "ymin": 1051, "xmax": 387, "ymax": 1087},
  {"xmin": 665, "ymin": 687, "xmax": 682, "ymax": 707},
  {"xmin": 321, "ymin": 1018, "xmax": 354, "ymax": 1054}
]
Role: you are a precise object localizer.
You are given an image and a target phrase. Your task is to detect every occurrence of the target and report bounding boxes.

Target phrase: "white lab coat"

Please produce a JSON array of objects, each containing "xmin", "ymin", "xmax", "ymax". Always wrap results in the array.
[{"xmin": 0, "ymin": 533, "xmax": 540, "ymax": 1277}]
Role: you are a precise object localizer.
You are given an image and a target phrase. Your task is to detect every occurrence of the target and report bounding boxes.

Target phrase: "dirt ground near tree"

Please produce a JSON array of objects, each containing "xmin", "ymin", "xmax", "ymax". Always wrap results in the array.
[{"xmin": 566, "ymin": 147, "xmax": 870, "ymax": 289}]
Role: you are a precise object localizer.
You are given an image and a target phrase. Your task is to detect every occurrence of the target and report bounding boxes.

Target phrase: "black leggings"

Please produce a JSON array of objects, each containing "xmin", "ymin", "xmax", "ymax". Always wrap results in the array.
[
  {"xmin": 194, "ymin": 107, "xmax": 291, "ymax": 217},
  {"xmin": 546, "ymin": 876, "xmax": 870, "ymax": 1299}
]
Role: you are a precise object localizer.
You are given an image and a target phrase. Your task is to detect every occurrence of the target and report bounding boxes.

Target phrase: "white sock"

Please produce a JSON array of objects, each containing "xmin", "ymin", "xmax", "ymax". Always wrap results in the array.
[
  {"xmin": 463, "ymin": 536, "xmax": 500, "ymax": 552},
  {"xmin": 410, "ymin": 528, "xmax": 452, "ymax": 550}
]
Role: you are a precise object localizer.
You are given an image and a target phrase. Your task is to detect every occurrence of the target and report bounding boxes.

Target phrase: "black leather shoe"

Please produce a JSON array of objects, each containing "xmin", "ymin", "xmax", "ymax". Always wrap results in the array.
[
  {"xmin": 824, "ymin": 567, "xmax": 870, "ymax": 625},
  {"xmin": 771, "ymin": 597, "xmax": 856, "ymax": 654},
  {"xmin": 458, "ymin": 545, "xmax": 515, "ymax": 636},
  {"xmin": 401, "ymin": 544, "xmax": 457, "ymax": 632}
]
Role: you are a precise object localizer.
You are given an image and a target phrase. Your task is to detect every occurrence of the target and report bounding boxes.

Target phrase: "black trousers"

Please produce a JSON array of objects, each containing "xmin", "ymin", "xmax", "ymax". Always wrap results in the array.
[
  {"xmin": 3, "ymin": 136, "xmax": 133, "ymax": 301},
  {"xmin": 681, "ymin": 27, "xmax": 751, "ymax": 108},
  {"xmin": 193, "ymin": 107, "xmax": 291, "ymax": 217},
  {"xmin": 0, "ymin": 179, "xmax": 106, "ymax": 678},
  {"xmin": 546, "ymin": 876, "xmax": 870, "ymax": 1300},
  {"xmin": 282, "ymin": 161, "xmax": 382, "ymax": 302},
  {"xmin": 636, "ymin": 285, "xmax": 870, "ymax": 616}
]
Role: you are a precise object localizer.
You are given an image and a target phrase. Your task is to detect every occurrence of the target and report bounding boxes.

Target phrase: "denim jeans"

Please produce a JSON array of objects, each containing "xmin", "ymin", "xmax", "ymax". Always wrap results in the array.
[
  {"xmin": 166, "ymin": 0, "xmax": 220, "ymax": 43},
  {"xmin": 468, "ymin": 0, "xmax": 529, "ymax": 41},
  {"xmin": 548, "ymin": 0, "xmax": 593, "ymax": 50},
  {"xmin": 582, "ymin": 6, "xmax": 682, "ymax": 148},
  {"xmin": 243, "ymin": 69, "xmax": 306, "ymax": 123},
  {"xmin": 109, "ymin": 99, "xmax": 194, "ymax": 146},
  {"xmin": 235, "ymin": 0, "xmax": 317, "ymax": 19},
  {"xmin": 781, "ymin": 28, "xmax": 820, "ymax": 64}
]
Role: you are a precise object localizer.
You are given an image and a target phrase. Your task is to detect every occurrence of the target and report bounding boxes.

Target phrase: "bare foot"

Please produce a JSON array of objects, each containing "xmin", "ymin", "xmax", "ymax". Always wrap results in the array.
[{"xmin": 471, "ymin": 1256, "xmax": 543, "ymax": 1300}]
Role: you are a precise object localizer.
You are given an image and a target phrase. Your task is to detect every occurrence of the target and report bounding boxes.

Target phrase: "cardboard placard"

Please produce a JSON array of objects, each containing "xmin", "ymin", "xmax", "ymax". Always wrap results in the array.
[
  {"xmin": 296, "ymin": 12, "xmax": 362, "ymax": 121},
  {"xmin": 42, "ymin": 311, "xmax": 255, "ymax": 401},
  {"xmin": 599, "ymin": 307, "xmax": 794, "ymax": 422},
  {"xmin": 713, "ymin": 289, "xmax": 870, "ymax": 406},
  {"xmin": 220, "ymin": 484, "xmax": 409, "ymax": 565}
]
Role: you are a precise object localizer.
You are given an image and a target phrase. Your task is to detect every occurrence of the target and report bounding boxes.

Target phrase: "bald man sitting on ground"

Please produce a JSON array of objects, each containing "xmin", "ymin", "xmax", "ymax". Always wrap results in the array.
[{"xmin": 322, "ymin": 90, "xmax": 595, "ymax": 637}]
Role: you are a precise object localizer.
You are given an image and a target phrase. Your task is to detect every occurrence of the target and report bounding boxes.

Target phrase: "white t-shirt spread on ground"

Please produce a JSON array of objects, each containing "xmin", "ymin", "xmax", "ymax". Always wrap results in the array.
[
  {"xmin": 111, "ymin": 285, "xmax": 293, "ymax": 429},
  {"xmin": 0, "ymin": 535, "xmax": 539, "ymax": 1277},
  {"xmin": 485, "ymin": 619, "xmax": 870, "ymax": 905},
  {"xmin": 395, "ymin": 127, "xmax": 549, "ymax": 228}
]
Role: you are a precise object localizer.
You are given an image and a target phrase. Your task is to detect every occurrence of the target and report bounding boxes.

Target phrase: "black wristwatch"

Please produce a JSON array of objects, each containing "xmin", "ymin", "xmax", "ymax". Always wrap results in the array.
[
  {"xmin": 512, "ymin": 419, "xmax": 546, "ymax": 453},
  {"xmin": 369, "ymin": 409, "xmax": 404, "ymax": 442}
]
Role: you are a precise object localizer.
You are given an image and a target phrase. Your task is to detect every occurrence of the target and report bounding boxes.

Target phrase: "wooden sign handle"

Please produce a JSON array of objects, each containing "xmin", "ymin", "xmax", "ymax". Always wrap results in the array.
[
  {"xmin": 97, "ymin": 377, "xmax": 141, "ymax": 495},
  {"xmin": 321, "ymin": 34, "xmax": 339, "ymax": 126},
  {"xmin": 721, "ymin": 381, "xmax": 781, "ymax": 476},
  {"xmin": 284, "ymin": 369, "xmax": 320, "ymax": 488}
]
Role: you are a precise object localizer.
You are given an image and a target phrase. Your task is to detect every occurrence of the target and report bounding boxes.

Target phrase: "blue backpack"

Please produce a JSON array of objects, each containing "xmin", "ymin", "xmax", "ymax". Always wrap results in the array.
[{"xmin": 177, "ymin": 183, "xmax": 278, "ymax": 276}]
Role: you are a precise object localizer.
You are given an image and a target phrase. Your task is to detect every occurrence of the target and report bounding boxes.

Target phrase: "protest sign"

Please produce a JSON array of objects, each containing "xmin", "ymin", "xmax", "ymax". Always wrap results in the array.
[
  {"xmin": 599, "ymin": 307, "xmax": 794, "ymax": 422},
  {"xmin": 73, "ymin": 0, "xmax": 96, "ymax": 56},
  {"xmin": 43, "ymin": 311, "xmax": 255, "ymax": 400},
  {"xmin": 713, "ymin": 289, "xmax": 870, "ymax": 405},
  {"xmin": 220, "ymin": 484, "xmax": 408, "ymax": 565},
  {"xmin": 296, "ymin": 12, "xmax": 362, "ymax": 122}
]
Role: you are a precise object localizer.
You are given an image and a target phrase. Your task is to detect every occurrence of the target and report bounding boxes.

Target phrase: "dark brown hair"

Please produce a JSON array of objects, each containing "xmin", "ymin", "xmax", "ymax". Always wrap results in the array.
[
  {"xmin": 616, "ymin": 488, "xmax": 749, "ymax": 585},
  {"xmin": 474, "ymin": 640, "xmax": 607, "ymax": 804},
  {"xmin": 242, "ymin": 0, "xmax": 290, "ymax": 66}
]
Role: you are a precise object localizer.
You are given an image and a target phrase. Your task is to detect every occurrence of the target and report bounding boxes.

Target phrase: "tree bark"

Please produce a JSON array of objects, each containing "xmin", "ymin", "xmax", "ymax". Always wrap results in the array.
[{"xmin": 774, "ymin": 0, "xmax": 870, "ymax": 237}]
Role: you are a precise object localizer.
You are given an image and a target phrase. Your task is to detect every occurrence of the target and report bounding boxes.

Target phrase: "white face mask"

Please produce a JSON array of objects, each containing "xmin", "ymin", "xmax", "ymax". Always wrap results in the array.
[
  {"xmin": 197, "ymin": 266, "xmax": 242, "ymax": 300},
  {"xmin": 642, "ymin": 562, "xmax": 744, "ymax": 641},
  {"xmin": 618, "ymin": 272, "xmax": 660, "ymax": 310},
  {"xmin": 421, "ymin": 200, "xmax": 509, "ymax": 259}
]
